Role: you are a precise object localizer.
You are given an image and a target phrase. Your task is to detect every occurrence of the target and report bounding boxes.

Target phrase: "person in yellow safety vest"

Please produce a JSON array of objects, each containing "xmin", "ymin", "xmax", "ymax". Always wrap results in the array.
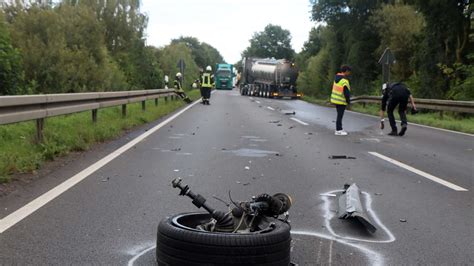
[
  {"xmin": 174, "ymin": 72, "xmax": 192, "ymax": 103},
  {"xmin": 200, "ymin": 65, "xmax": 214, "ymax": 105},
  {"xmin": 330, "ymin": 65, "xmax": 352, "ymax": 136}
]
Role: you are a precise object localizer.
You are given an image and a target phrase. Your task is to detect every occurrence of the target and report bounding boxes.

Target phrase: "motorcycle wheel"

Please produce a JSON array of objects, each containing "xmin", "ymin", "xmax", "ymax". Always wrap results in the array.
[{"xmin": 156, "ymin": 212, "xmax": 291, "ymax": 266}]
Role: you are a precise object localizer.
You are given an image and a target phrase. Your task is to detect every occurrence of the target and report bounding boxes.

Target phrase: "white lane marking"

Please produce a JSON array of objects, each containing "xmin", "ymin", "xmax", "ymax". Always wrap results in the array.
[
  {"xmin": 127, "ymin": 245, "xmax": 155, "ymax": 266},
  {"xmin": 322, "ymin": 190, "xmax": 396, "ymax": 243},
  {"xmin": 369, "ymin": 152, "xmax": 468, "ymax": 191},
  {"xmin": 291, "ymin": 231, "xmax": 384, "ymax": 266},
  {"xmin": 255, "ymin": 100, "xmax": 261, "ymax": 104},
  {"xmin": 267, "ymin": 106, "xmax": 275, "ymax": 111},
  {"xmin": 0, "ymin": 100, "xmax": 202, "ymax": 234},
  {"xmin": 346, "ymin": 110, "xmax": 474, "ymax": 137},
  {"xmin": 290, "ymin": 117, "xmax": 309, "ymax": 126}
]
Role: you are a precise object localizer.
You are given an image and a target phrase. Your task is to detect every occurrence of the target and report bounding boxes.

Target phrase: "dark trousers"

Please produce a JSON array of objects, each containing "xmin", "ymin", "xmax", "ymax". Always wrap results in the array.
[
  {"xmin": 201, "ymin": 87, "xmax": 211, "ymax": 100},
  {"xmin": 335, "ymin": 104, "xmax": 346, "ymax": 131},
  {"xmin": 176, "ymin": 91, "xmax": 187, "ymax": 99},
  {"xmin": 387, "ymin": 96, "xmax": 408, "ymax": 132}
]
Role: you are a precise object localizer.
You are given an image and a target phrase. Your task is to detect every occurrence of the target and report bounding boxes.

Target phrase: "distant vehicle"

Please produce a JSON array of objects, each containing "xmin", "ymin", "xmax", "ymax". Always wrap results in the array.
[
  {"xmin": 240, "ymin": 57, "xmax": 301, "ymax": 99},
  {"xmin": 214, "ymin": 63, "xmax": 234, "ymax": 90}
]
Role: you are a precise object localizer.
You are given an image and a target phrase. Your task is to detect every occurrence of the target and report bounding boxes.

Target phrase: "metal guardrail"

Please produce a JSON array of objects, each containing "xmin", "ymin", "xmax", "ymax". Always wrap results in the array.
[
  {"xmin": 351, "ymin": 96, "xmax": 474, "ymax": 114},
  {"xmin": 0, "ymin": 89, "xmax": 180, "ymax": 142}
]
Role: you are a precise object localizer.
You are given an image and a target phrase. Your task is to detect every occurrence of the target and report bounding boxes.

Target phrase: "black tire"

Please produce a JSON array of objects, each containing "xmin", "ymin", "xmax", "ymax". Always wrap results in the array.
[{"xmin": 156, "ymin": 213, "xmax": 291, "ymax": 266}]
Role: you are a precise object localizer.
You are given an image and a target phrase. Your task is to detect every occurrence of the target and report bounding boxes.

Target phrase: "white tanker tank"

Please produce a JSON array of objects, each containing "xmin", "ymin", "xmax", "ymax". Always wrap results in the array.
[{"xmin": 240, "ymin": 57, "xmax": 300, "ymax": 99}]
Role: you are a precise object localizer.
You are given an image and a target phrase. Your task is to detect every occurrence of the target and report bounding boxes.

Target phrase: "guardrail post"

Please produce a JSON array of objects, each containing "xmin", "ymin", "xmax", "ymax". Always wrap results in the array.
[
  {"xmin": 122, "ymin": 104, "xmax": 127, "ymax": 118},
  {"xmin": 92, "ymin": 109, "xmax": 98, "ymax": 123},
  {"xmin": 155, "ymin": 98, "xmax": 158, "ymax": 106},
  {"xmin": 36, "ymin": 118, "xmax": 44, "ymax": 143},
  {"xmin": 142, "ymin": 101, "xmax": 146, "ymax": 111},
  {"xmin": 165, "ymin": 96, "xmax": 168, "ymax": 103}
]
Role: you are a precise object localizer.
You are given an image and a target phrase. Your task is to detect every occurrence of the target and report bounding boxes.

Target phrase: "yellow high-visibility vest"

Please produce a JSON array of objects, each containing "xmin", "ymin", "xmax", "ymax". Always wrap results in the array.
[
  {"xmin": 202, "ymin": 73, "xmax": 212, "ymax": 88},
  {"xmin": 330, "ymin": 74, "xmax": 351, "ymax": 105}
]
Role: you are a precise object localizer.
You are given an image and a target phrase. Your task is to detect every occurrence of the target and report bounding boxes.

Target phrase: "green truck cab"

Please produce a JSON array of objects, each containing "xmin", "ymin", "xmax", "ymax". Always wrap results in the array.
[{"xmin": 215, "ymin": 63, "xmax": 234, "ymax": 90}]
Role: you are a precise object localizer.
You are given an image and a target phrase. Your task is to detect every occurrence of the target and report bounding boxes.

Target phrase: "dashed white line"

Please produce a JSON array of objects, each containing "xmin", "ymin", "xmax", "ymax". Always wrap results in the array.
[
  {"xmin": 290, "ymin": 117, "xmax": 309, "ymax": 126},
  {"xmin": 369, "ymin": 152, "xmax": 468, "ymax": 191},
  {"xmin": 0, "ymin": 99, "xmax": 202, "ymax": 234},
  {"xmin": 255, "ymin": 100, "xmax": 261, "ymax": 104},
  {"xmin": 267, "ymin": 106, "xmax": 275, "ymax": 111}
]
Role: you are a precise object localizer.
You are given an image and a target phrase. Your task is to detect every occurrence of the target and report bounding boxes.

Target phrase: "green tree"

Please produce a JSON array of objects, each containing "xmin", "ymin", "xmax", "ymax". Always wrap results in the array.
[
  {"xmin": 295, "ymin": 26, "xmax": 324, "ymax": 71},
  {"xmin": 0, "ymin": 11, "xmax": 24, "ymax": 95},
  {"xmin": 311, "ymin": 0, "xmax": 382, "ymax": 95},
  {"xmin": 297, "ymin": 26, "xmax": 340, "ymax": 98},
  {"xmin": 156, "ymin": 42, "xmax": 199, "ymax": 90},
  {"xmin": 242, "ymin": 24, "xmax": 295, "ymax": 60},
  {"xmin": 171, "ymin": 36, "xmax": 224, "ymax": 69},
  {"xmin": 7, "ymin": 4, "xmax": 127, "ymax": 93},
  {"xmin": 410, "ymin": 0, "xmax": 472, "ymax": 98},
  {"xmin": 370, "ymin": 4, "xmax": 425, "ymax": 81}
]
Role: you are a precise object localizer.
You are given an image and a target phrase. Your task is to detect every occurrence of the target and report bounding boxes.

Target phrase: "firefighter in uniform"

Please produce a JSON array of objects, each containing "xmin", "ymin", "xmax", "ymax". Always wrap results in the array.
[
  {"xmin": 200, "ymin": 66, "xmax": 214, "ymax": 105},
  {"xmin": 380, "ymin": 82, "xmax": 417, "ymax": 136},
  {"xmin": 330, "ymin": 65, "xmax": 352, "ymax": 136},
  {"xmin": 174, "ymin": 72, "xmax": 192, "ymax": 103},
  {"xmin": 164, "ymin": 75, "xmax": 169, "ymax": 89}
]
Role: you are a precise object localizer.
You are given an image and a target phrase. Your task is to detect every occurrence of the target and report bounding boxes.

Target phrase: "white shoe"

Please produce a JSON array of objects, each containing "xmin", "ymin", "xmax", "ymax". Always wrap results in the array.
[{"xmin": 335, "ymin": 130, "xmax": 348, "ymax": 136}]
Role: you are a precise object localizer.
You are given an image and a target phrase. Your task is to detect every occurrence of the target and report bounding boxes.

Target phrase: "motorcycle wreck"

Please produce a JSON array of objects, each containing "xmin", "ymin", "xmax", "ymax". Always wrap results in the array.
[{"xmin": 156, "ymin": 178, "xmax": 293, "ymax": 266}]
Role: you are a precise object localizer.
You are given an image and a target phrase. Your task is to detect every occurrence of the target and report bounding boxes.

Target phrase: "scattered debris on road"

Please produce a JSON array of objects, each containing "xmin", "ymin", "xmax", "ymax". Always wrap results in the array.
[
  {"xmin": 320, "ymin": 193, "xmax": 337, "ymax": 197},
  {"xmin": 337, "ymin": 183, "xmax": 377, "ymax": 233},
  {"xmin": 277, "ymin": 124, "xmax": 283, "ymax": 126},
  {"xmin": 171, "ymin": 148, "xmax": 181, "ymax": 152},
  {"xmin": 329, "ymin": 155, "xmax": 356, "ymax": 159},
  {"xmin": 399, "ymin": 219, "xmax": 407, "ymax": 222},
  {"xmin": 269, "ymin": 120, "xmax": 281, "ymax": 123},
  {"xmin": 244, "ymin": 166, "xmax": 250, "ymax": 170},
  {"xmin": 282, "ymin": 110, "xmax": 296, "ymax": 115}
]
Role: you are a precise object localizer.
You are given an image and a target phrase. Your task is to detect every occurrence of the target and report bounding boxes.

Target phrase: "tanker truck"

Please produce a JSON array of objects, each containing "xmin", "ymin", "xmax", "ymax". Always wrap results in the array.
[{"xmin": 239, "ymin": 57, "xmax": 300, "ymax": 99}]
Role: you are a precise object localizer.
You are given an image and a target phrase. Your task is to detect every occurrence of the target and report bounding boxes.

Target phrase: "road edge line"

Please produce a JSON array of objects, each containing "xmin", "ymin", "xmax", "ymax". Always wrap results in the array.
[{"xmin": 0, "ymin": 100, "xmax": 201, "ymax": 234}]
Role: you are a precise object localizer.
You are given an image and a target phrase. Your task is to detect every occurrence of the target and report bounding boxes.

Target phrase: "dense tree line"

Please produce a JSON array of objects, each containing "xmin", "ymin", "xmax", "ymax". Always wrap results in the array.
[
  {"xmin": 297, "ymin": 0, "xmax": 473, "ymax": 100},
  {"xmin": 0, "ymin": 0, "xmax": 224, "ymax": 95}
]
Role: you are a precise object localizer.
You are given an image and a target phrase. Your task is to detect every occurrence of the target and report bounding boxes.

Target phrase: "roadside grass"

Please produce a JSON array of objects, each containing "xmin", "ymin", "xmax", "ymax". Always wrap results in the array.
[
  {"xmin": 0, "ymin": 90, "xmax": 200, "ymax": 183},
  {"xmin": 301, "ymin": 95, "xmax": 474, "ymax": 134}
]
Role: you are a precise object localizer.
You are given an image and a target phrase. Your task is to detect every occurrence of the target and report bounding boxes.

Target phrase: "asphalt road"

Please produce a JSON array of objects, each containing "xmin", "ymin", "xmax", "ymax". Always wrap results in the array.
[{"xmin": 0, "ymin": 89, "xmax": 473, "ymax": 265}]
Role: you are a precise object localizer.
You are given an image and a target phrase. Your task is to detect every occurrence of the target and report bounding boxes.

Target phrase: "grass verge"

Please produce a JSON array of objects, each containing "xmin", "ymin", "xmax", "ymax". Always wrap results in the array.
[
  {"xmin": 0, "ymin": 90, "xmax": 200, "ymax": 183},
  {"xmin": 301, "ymin": 95, "xmax": 474, "ymax": 134}
]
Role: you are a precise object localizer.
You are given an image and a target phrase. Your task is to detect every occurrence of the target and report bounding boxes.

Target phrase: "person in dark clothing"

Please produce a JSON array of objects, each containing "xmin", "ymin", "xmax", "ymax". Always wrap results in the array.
[
  {"xmin": 174, "ymin": 72, "xmax": 192, "ymax": 103},
  {"xmin": 380, "ymin": 82, "xmax": 417, "ymax": 136},
  {"xmin": 330, "ymin": 65, "xmax": 352, "ymax": 135}
]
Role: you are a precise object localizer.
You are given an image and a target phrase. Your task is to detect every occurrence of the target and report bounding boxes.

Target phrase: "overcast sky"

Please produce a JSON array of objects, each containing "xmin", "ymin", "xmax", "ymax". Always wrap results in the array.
[{"xmin": 141, "ymin": 0, "xmax": 316, "ymax": 63}]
